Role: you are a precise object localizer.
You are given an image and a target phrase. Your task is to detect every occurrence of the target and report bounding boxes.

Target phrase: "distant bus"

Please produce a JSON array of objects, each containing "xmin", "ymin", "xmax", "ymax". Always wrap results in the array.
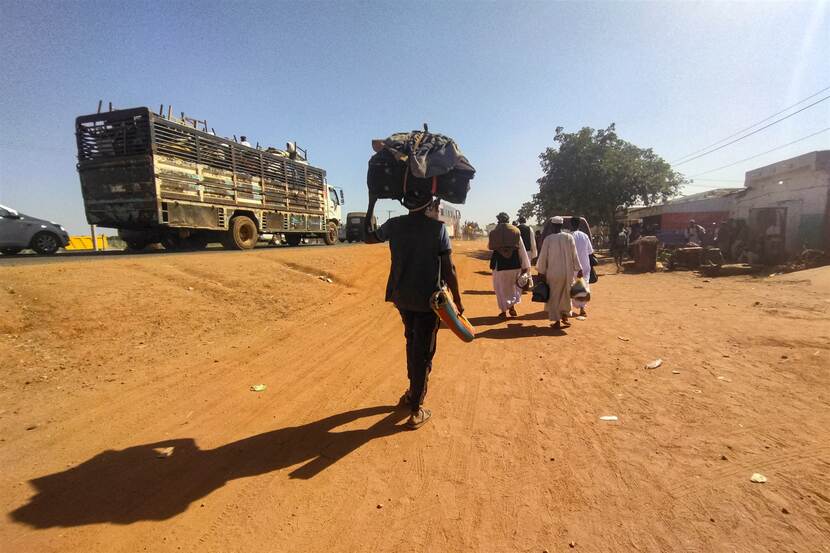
[{"xmin": 432, "ymin": 202, "xmax": 461, "ymax": 238}]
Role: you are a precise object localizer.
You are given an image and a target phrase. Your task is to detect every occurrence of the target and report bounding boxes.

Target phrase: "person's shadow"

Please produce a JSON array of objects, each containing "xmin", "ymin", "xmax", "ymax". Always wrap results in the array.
[
  {"xmin": 477, "ymin": 322, "xmax": 566, "ymax": 339},
  {"xmin": 468, "ymin": 310, "xmax": 548, "ymax": 328},
  {"xmin": 11, "ymin": 405, "xmax": 407, "ymax": 528}
]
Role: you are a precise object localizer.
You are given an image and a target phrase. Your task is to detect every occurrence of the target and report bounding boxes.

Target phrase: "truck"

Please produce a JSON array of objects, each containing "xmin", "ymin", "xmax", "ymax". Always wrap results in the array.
[
  {"xmin": 345, "ymin": 212, "xmax": 376, "ymax": 242},
  {"xmin": 75, "ymin": 106, "xmax": 343, "ymax": 250}
]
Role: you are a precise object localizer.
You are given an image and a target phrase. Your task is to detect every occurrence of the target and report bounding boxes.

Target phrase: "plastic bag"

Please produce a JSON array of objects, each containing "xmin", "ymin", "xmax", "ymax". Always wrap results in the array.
[
  {"xmin": 570, "ymin": 277, "xmax": 590, "ymax": 301},
  {"xmin": 517, "ymin": 272, "xmax": 533, "ymax": 292}
]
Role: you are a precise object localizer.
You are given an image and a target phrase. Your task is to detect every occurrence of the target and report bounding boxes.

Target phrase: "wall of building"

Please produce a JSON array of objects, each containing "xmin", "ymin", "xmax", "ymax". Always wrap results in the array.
[
  {"xmin": 661, "ymin": 211, "xmax": 730, "ymax": 231},
  {"xmin": 733, "ymin": 151, "xmax": 830, "ymax": 255}
]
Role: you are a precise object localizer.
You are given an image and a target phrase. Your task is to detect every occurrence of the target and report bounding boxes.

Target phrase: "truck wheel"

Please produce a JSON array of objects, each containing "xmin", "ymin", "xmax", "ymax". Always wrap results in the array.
[
  {"xmin": 184, "ymin": 233, "xmax": 208, "ymax": 250},
  {"xmin": 125, "ymin": 241, "xmax": 147, "ymax": 251},
  {"xmin": 223, "ymin": 216, "xmax": 258, "ymax": 250},
  {"xmin": 286, "ymin": 234, "xmax": 302, "ymax": 247},
  {"xmin": 1, "ymin": 248, "xmax": 22, "ymax": 255},
  {"xmin": 31, "ymin": 232, "xmax": 60, "ymax": 255},
  {"xmin": 323, "ymin": 222, "xmax": 338, "ymax": 245},
  {"xmin": 161, "ymin": 235, "xmax": 182, "ymax": 251}
]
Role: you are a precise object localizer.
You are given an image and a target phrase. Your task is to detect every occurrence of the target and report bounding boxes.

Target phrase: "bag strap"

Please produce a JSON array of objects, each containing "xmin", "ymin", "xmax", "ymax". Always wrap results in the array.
[
  {"xmin": 437, "ymin": 254, "xmax": 442, "ymax": 290},
  {"xmin": 436, "ymin": 224, "xmax": 446, "ymax": 291}
]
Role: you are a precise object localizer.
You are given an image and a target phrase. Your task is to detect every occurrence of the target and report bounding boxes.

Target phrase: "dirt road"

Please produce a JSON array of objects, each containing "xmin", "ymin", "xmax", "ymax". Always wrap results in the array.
[{"xmin": 1, "ymin": 241, "xmax": 828, "ymax": 552}]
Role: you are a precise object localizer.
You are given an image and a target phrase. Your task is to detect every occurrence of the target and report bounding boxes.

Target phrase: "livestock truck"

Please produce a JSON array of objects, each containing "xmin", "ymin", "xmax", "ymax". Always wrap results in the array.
[{"xmin": 75, "ymin": 107, "xmax": 343, "ymax": 250}]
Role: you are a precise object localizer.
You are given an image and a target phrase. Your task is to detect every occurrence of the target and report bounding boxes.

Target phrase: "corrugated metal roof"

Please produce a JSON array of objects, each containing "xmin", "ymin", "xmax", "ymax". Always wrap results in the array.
[
  {"xmin": 626, "ymin": 188, "xmax": 742, "ymax": 217},
  {"xmin": 656, "ymin": 188, "xmax": 743, "ymax": 206}
]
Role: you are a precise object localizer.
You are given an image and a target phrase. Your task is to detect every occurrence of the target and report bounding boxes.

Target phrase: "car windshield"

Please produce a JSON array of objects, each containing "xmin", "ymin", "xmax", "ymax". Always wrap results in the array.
[{"xmin": 0, "ymin": 204, "xmax": 19, "ymax": 217}]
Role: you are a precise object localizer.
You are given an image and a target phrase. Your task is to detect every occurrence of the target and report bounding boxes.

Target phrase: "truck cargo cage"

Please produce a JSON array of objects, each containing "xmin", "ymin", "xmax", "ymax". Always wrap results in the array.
[{"xmin": 77, "ymin": 109, "xmax": 151, "ymax": 161}]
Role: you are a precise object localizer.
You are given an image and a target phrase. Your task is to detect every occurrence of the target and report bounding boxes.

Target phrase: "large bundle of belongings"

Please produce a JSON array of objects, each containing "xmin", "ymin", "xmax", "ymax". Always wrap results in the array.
[{"xmin": 367, "ymin": 127, "xmax": 475, "ymax": 210}]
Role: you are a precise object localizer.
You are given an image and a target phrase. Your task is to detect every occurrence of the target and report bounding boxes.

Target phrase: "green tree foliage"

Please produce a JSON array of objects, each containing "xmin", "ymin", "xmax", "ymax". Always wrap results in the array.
[
  {"xmin": 530, "ymin": 124, "xmax": 685, "ymax": 228},
  {"xmin": 517, "ymin": 201, "xmax": 538, "ymax": 224}
]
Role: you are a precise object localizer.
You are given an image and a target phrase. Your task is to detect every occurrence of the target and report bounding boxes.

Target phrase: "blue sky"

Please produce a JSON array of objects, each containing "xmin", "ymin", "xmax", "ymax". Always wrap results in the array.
[{"xmin": 0, "ymin": 0, "xmax": 828, "ymax": 233}]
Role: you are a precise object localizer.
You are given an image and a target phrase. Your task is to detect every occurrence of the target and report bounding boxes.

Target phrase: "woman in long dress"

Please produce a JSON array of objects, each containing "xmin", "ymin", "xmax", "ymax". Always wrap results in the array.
[{"xmin": 536, "ymin": 216, "xmax": 580, "ymax": 328}]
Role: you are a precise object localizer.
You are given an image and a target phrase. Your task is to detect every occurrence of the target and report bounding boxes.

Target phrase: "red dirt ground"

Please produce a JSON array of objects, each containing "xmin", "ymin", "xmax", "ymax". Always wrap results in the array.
[{"xmin": 1, "ymin": 242, "xmax": 828, "ymax": 552}]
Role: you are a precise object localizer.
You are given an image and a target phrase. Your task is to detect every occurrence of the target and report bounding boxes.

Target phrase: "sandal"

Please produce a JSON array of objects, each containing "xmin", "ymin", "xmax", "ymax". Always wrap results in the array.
[
  {"xmin": 508, "ymin": 307, "xmax": 518, "ymax": 317},
  {"xmin": 406, "ymin": 408, "xmax": 432, "ymax": 429}
]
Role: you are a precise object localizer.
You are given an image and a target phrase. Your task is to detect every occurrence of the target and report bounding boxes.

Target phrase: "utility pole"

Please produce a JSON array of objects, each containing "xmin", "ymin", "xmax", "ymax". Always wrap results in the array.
[{"xmin": 385, "ymin": 210, "xmax": 397, "ymax": 222}]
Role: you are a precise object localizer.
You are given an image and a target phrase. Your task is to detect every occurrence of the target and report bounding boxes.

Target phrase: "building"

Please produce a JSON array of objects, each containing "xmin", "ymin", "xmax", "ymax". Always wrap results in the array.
[{"xmin": 732, "ymin": 150, "xmax": 830, "ymax": 259}]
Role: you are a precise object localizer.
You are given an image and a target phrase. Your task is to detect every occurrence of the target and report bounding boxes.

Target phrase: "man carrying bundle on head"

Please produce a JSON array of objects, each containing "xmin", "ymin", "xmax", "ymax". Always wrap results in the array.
[
  {"xmin": 488, "ymin": 212, "xmax": 530, "ymax": 318},
  {"xmin": 536, "ymin": 216, "xmax": 580, "ymax": 329},
  {"xmin": 365, "ymin": 191, "xmax": 464, "ymax": 430},
  {"xmin": 364, "ymin": 127, "xmax": 475, "ymax": 429}
]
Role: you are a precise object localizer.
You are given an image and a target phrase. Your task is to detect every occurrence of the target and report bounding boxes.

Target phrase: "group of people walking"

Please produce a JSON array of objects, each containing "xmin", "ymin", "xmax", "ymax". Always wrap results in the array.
[
  {"xmin": 366, "ymin": 199, "xmax": 597, "ymax": 430},
  {"xmin": 489, "ymin": 214, "xmax": 594, "ymax": 329}
]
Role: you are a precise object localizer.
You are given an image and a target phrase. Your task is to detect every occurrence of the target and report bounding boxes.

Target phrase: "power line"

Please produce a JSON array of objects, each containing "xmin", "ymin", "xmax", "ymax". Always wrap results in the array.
[
  {"xmin": 689, "ymin": 127, "xmax": 830, "ymax": 178},
  {"xmin": 673, "ymin": 95, "xmax": 830, "ymax": 166},
  {"xmin": 673, "ymin": 85, "xmax": 830, "ymax": 164}
]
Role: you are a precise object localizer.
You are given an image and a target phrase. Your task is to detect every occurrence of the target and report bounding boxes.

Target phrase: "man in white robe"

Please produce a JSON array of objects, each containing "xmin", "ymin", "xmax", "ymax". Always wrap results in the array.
[
  {"xmin": 569, "ymin": 217, "xmax": 594, "ymax": 317},
  {"xmin": 536, "ymin": 216, "xmax": 580, "ymax": 328},
  {"xmin": 488, "ymin": 213, "xmax": 530, "ymax": 317}
]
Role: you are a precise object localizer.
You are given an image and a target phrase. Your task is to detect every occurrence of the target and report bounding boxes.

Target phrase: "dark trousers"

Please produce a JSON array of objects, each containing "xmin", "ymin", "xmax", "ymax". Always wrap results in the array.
[{"xmin": 398, "ymin": 309, "xmax": 440, "ymax": 413}]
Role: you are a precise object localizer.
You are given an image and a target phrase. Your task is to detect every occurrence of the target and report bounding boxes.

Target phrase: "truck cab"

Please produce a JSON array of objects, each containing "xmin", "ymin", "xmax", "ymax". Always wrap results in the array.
[{"xmin": 326, "ymin": 185, "xmax": 344, "ymax": 240}]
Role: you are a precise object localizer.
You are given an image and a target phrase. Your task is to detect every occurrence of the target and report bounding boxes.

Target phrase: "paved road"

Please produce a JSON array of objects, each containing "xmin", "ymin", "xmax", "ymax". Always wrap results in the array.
[{"xmin": 0, "ymin": 241, "xmax": 362, "ymax": 267}]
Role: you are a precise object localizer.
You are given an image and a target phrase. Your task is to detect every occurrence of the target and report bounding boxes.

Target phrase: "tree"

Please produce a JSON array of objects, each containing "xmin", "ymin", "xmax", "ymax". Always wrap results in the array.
[
  {"xmin": 517, "ymin": 201, "xmax": 539, "ymax": 224},
  {"xmin": 529, "ymin": 124, "xmax": 685, "ymax": 230}
]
